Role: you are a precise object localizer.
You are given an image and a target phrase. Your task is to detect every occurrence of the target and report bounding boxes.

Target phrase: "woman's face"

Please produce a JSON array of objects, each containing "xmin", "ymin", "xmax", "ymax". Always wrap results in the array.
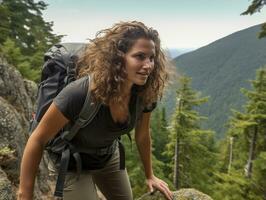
[{"xmin": 124, "ymin": 38, "xmax": 155, "ymax": 87}]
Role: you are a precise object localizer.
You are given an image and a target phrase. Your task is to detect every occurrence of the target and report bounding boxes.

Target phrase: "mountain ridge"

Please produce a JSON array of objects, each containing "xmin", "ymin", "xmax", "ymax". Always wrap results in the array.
[{"xmin": 164, "ymin": 24, "xmax": 266, "ymax": 138}]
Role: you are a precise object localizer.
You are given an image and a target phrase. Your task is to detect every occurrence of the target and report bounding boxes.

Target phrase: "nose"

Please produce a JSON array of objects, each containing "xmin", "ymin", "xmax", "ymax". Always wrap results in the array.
[{"xmin": 143, "ymin": 58, "xmax": 154, "ymax": 70}]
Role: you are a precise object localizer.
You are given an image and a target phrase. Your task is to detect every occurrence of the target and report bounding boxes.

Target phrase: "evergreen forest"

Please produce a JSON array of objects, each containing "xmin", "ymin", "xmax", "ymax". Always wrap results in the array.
[{"xmin": 0, "ymin": 0, "xmax": 265, "ymax": 199}]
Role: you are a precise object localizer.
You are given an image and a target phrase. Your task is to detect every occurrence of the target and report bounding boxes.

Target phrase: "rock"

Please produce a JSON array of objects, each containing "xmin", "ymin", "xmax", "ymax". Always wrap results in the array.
[
  {"xmin": 0, "ymin": 56, "xmax": 34, "ymax": 119},
  {"xmin": 0, "ymin": 97, "xmax": 26, "ymax": 156},
  {"xmin": 174, "ymin": 189, "xmax": 213, "ymax": 200},
  {"xmin": 0, "ymin": 97, "xmax": 26, "ymax": 186},
  {"xmin": 23, "ymin": 79, "xmax": 38, "ymax": 108},
  {"xmin": 0, "ymin": 57, "xmax": 52, "ymax": 199},
  {"xmin": 0, "ymin": 167, "xmax": 15, "ymax": 200},
  {"xmin": 136, "ymin": 188, "xmax": 213, "ymax": 200}
]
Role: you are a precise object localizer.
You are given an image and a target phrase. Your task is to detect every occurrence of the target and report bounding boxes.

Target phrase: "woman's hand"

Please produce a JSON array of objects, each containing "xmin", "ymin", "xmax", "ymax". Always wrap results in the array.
[
  {"xmin": 135, "ymin": 112, "xmax": 173, "ymax": 199},
  {"xmin": 146, "ymin": 175, "xmax": 173, "ymax": 200}
]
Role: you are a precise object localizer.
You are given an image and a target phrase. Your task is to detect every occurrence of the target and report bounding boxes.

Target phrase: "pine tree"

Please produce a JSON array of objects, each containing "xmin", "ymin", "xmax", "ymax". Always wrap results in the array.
[
  {"xmin": 0, "ymin": 0, "xmax": 62, "ymax": 54},
  {"xmin": 213, "ymin": 67, "xmax": 266, "ymax": 200},
  {"xmin": 241, "ymin": 0, "xmax": 266, "ymax": 38},
  {"xmin": 151, "ymin": 107, "xmax": 170, "ymax": 162},
  {"xmin": 0, "ymin": 3, "xmax": 10, "ymax": 44},
  {"xmin": 0, "ymin": 38, "xmax": 39, "ymax": 80},
  {"xmin": 165, "ymin": 76, "xmax": 217, "ymax": 195},
  {"xmin": 150, "ymin": 107, "xmax": 173, "ymax": 184},
  {"xmin": 0, "ymin": 0, "xmax": 63, "ymax": 81}
]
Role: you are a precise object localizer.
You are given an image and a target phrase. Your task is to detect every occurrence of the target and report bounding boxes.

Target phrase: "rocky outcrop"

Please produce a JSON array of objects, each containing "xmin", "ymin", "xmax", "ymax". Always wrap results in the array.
[
  {"xmin": 137, "ymin": 189, "xmax": 213, "ymax": 200},
  {"xmin": 0, "ymin": 57, "xmax": 34, "ymax": 119},
  {"xmin": 0, "ymin": 56, "xmax": 52, "ymax": 200},
  {"xmin": 0, "ymin": 167, "xmax": 15, "ymax": 200}
]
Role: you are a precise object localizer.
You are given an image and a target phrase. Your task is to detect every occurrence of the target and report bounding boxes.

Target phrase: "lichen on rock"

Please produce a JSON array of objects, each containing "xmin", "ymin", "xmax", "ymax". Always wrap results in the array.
[
  {"xmin": 136, "ymin": 188, "xmax": 213, "ymax": 200},
  {"xmin": 0, "ymin": 57, "xmax": 52, "ymax": 199}
]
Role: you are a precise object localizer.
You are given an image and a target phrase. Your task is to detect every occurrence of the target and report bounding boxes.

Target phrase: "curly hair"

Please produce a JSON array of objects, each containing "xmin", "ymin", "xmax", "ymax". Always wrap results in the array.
[{"xmin": 77, "ymin": 21, "xmax": 169, "ymax": 107}]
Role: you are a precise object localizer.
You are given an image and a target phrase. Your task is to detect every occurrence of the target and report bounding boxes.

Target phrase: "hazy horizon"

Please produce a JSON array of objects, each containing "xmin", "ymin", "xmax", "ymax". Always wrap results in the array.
[{"xmin": 43, "ymin": 0, "xmax": 266, "ymax": 49}]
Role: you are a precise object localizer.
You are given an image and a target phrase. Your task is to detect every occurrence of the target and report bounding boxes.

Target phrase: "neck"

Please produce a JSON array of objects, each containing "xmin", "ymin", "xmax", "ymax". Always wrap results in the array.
[{"xmin": 121, "ymin": 81, "xmax": 133, "ymax": 97}]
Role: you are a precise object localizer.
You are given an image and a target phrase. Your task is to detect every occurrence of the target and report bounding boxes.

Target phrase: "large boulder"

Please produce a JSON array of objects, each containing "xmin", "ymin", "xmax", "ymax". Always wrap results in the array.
[
  {"xmin": 0, "ymin": 57, "xmax": 34, "ymax": 119},
  {"xmin": 0, "ymin": 167, "xmax": 15, "ymax": 200},
  {"xmin": 0, "ymin": 56, "xmax": 52, "ymax": 199},
  {"xmin": 0, "ymin": 97, "xmax": 27, "ymax": 167},
  {"xmin": 137, "ymin": 189, "xmax": 213, "ymax": 200}
]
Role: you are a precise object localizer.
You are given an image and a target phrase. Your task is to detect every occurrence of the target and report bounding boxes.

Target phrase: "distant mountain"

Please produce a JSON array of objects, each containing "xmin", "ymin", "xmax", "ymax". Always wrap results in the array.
[
  {"xmin": 165, "ymin": 48, "xmax": 194, "ymax": 59},
  {"xmin": 164, "ymin": 24, "xmax": 266, "ymax": 139}
]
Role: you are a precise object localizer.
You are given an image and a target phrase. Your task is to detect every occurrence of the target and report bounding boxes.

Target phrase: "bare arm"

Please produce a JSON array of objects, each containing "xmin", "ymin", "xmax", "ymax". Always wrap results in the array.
[
  {"xmin": 18, "ymin": 103, "xmax": 69, "ymax": 200},
  {"xmin": 135, "ymin": 112, "xmax": 153, "ymax": 178},
  {"xmin": 135, "ymin": 112, "xmax": 173, "ymax": 200}
]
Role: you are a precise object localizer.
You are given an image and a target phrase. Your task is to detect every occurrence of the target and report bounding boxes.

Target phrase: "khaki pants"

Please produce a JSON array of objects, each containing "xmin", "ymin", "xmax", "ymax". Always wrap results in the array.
[{"xmin": 49, "ymin": 147, "xmax": 133, "ymax": 200}]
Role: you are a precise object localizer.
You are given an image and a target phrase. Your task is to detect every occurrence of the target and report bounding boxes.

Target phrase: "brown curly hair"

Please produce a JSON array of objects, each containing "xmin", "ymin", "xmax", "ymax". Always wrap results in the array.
[{"xmin": 77, "ymin": 21, "xmax": 169, "ymax": 107}]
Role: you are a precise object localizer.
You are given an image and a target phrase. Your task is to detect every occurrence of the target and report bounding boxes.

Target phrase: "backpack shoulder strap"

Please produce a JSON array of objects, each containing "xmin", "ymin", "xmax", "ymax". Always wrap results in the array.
[{"xmin": 61, "ymin": 75, "xmax": 101, "ymax": 141}]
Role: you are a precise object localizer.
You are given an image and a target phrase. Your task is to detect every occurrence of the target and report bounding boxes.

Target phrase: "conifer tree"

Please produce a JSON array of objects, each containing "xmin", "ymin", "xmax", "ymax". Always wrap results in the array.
[
  {"xmin": 0, "ymin": 0, "xmax": 63, "ymax": 81},
  {"xmin": 150, "ymin": 107, "xmax": 173, "ymax": 181},
  {"xmin": 0, "ymin": 0, "xmax": 62, "ymax": 54},
  {"xmin": 242, "ymin": 0, "xmax": 266, "ymax": 38},
  {"xmin": 165, "ymin": 76, "xmax": 216, "ymax": 195},
  {"xmin": 151, "ymin": 107, "xmax": 170, "ymax": 162},
  {"xmin": 213, "ymin": 67, "xmax": 266, "ymax": 200},
  {"xmin": 0, "ymin": 38, "xmax": 39, "ymax": 80}
]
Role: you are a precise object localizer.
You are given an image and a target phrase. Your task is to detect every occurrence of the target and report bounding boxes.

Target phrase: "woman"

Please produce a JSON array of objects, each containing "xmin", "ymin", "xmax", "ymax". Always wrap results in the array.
[{"xmin": 18, "ymin": 21, "xmax": 173, "ymax": 200}]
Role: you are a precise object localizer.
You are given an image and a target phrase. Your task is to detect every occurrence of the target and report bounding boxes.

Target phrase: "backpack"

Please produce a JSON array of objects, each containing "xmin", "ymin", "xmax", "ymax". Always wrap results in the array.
[{"xmin": 30, "ymin": 43, "xmax": 121, "ymax": 197}]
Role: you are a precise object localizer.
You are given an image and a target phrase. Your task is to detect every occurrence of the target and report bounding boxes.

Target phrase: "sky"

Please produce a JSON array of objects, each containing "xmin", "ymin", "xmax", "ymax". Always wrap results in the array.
[{"xmin": 42, "ymin": 0, "xmax": 266, "ymax": 49}]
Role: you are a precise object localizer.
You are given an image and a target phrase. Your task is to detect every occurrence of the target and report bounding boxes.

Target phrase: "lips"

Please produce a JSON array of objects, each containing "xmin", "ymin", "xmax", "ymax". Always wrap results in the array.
[{"xmin": 137, "ymin": 72, "xmax": 149, "ymax": 76}]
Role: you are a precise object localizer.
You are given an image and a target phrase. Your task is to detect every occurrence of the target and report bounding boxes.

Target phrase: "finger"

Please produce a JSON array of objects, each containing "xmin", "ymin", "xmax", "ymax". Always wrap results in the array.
[
  {"xmin": 162, "ymin": 184, "xmax": 173, "ymax": 198},
  {"xmin": 163, "ymin": 188, "xmax": 173, "ymax": 200},
  {"xmin": 160, "ymin": 180, "xmax": 168, "ymax": 187},
  {"xmin": 158, "ymin": 183, "xmax": 173, "ymax": 200},
  {"xmin": 160, "ymin": 188, "xmax": 172, "ymax": 200},
  {"xmin": 166, "ymin": 189, "xmax": 174, "ymax": 200},
  {"xmin": 148, "ymin": 182, "xmax": 154, "ymax": 193}
]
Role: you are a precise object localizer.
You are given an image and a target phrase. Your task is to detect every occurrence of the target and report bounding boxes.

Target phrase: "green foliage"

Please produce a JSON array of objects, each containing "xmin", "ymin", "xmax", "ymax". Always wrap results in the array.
[
  {"xmin": 0, "ymin": 146, "xmax": 15, "ymax": 156},
  {"xmin": 213, "ymin": 67, "xmax": 266, "ymax": 199},
  {"xmin": 164, "ymin": 76, "xmax": 217, "ymax": 195},
  {"xmin": 0, "ymin": 0, "xmax": 63, "ymax": 81},
  {"xmin": 241, "ymin": 0, "xmax": 266, "ymax": 38},
  {"xmin": 259, "ymin": 23, "xmax": 266, "ymax": 38},
  {"xmin": 0, "ymin": 38, "xmax": 40, "ymax": 81},
  {"xmin": 253, "ymin": 152, "xmax": 266, "ymax": 191},
  {"xmin": 150, "ymin": 107, "xmax": 174, "ymax": 188},
  {"xmin": 0, "ymin": 0, "xmax": 62, "ymax": 53},
  {"xmin": 242, "ymin": 0, "xmax": 266, "ymax": 15},
  {"xmin": 0, "ymin": 3, "xmax": 10, "ymax": 44},
  {"xmin": 212, "ymin": 170, "xmax": 263, "ymax": 200},
  {"xmin": 170, "ymin": 24, "xmax": 266, "ymax": 138},
  {"xmin": 151, "ymin": 107, "xmax": 171, "ymax": 162}
]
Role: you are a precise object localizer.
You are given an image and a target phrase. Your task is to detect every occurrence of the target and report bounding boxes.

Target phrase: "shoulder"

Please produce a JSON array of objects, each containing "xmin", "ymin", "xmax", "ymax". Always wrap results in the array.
[
  {"xmin": 66, "ymin": 76, "xmax": 90, "ymax": 94},
  {"xmin": 60, "ymin": 76, "xmax": 90, "ymax": 100},
  {"xmin": 53, "ymin": 76, "xmax": 89, "ymax": 120}
]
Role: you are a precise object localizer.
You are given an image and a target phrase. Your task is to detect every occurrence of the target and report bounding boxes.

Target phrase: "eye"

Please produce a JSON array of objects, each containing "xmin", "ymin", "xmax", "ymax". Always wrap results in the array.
[
  {"xmin": 149, "ymin": 55, "xmax": 155, "ymax": 62},
  {"xmin": 135, "ymin": 54, "xmax": 146, "ymax": 60}
]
